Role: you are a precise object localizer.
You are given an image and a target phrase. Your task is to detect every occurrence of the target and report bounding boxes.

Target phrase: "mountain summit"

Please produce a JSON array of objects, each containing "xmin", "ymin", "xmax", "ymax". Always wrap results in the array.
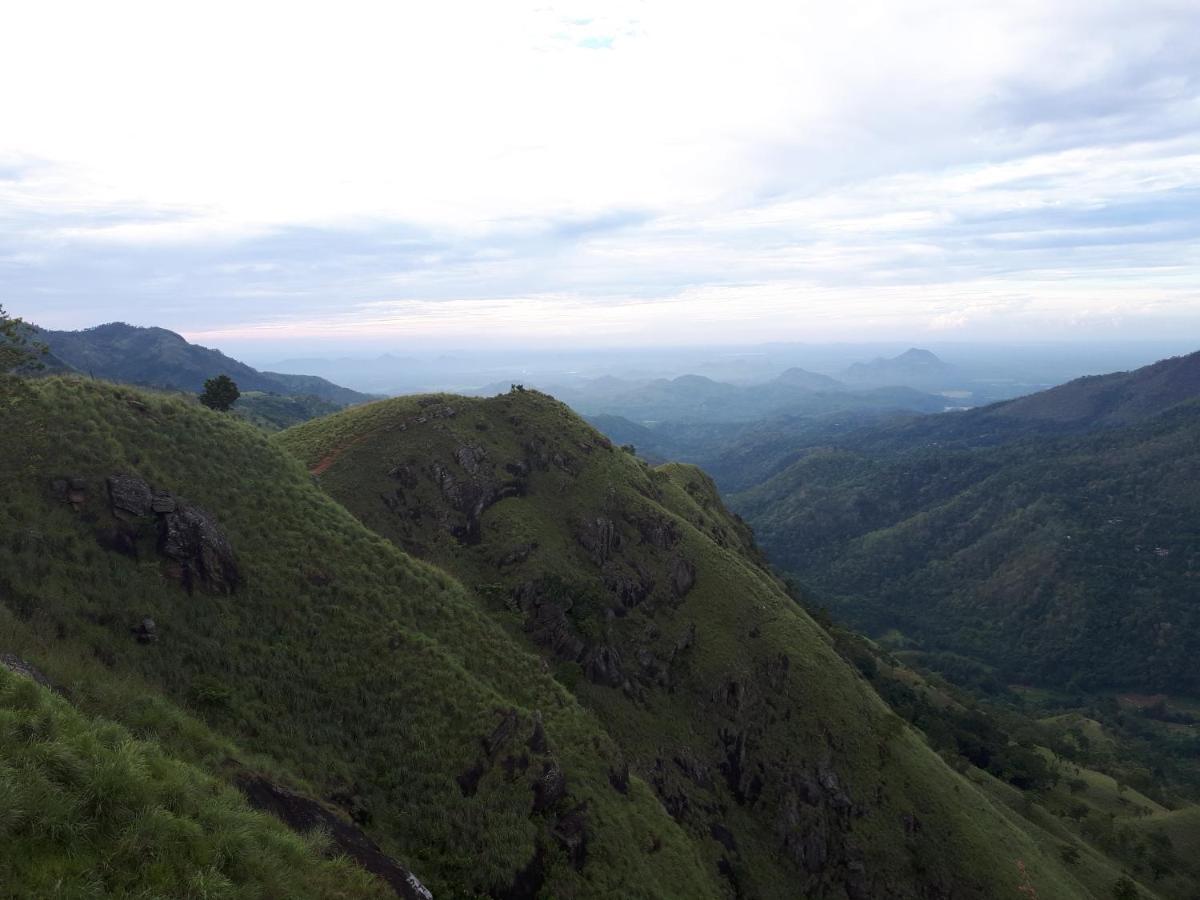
[{"xmin": 842, "ymin": 348, "xmax": 952, "ymax": 386}]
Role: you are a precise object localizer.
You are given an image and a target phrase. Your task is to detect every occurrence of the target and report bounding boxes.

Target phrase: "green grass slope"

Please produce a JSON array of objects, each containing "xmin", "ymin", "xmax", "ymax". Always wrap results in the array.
[
  {"xmin": 0, "ymin": 667, "xmax": 388, "ymax": 899},
  {"xmin": 278, "ymin": 387, "xmax": 1116, "ymax": 899},
  {"xmin": 733, "ymin": 401, "xmax": 1200, "ymax": 693},
  {"xmin": 0, "ymin": 377, "xmax": 717, "ymax": 899}
]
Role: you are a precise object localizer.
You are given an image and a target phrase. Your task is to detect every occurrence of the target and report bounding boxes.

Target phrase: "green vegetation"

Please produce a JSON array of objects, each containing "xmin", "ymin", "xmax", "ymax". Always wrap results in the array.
[
  {"xmin": 814, "ymin": 616, "xmax": 1200, "ymax": 897},
  {"xmin": 735, "ymin": 401, "xmax": 1200, "ymax": 693},
  {"xmin": 0, "ymin": 668, "xmax": 387, "ymax": 899},
  {"xmin": 1, "ymin": 367, "xmax": 1185, "ymax": 897},
  {"xmin": 277, "ymin": 386, "xmax": 1126, "ymax": 899},
  {"xmin": 201, "ymin": 373, "xmax": 241, "ymax": 411},
  {"xmin": 0, "ymin": 376, "xmax": 715, "ymax": 898},
  {"xmin": 234, "ymin": 391, "xmax": 342, "ymax": 431}
]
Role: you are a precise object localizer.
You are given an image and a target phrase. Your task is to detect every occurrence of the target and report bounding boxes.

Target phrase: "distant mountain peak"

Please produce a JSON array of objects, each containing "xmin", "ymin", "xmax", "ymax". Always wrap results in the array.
[
  {"xmin": 897, "ymin": 347, "xmax": 943, "ymax": 363},
  {"xmin": 842, "ymin": 347, "xmax": 952, "ymax": 386}
]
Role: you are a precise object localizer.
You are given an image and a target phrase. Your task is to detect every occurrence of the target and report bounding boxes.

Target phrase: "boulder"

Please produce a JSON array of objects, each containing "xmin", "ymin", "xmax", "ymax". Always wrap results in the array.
[
  {"xmin": 159, "ymin": 504, "xmax": 238, "ymax": 593},
  {"xmin": 107, "ymin": 474, "xmax": 154, "ymax": 517}
]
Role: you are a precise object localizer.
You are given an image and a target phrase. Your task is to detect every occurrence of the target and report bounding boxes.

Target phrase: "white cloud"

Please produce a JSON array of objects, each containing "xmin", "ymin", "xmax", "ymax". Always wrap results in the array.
[{"xmin": 2, "ymin": 0, "xmax": 1199, "ymax": 343}]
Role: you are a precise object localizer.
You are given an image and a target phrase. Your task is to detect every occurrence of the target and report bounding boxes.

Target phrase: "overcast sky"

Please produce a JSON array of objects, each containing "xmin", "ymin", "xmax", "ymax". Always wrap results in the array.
[{"xmin": 3, "ymin": 0, "xmax": 1199, "ymax": 352}]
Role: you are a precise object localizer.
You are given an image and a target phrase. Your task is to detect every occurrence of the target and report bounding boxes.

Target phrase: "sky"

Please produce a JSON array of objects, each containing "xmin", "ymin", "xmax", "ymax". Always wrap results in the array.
[{"xmin": 2, "ymin": 0, "xmax": 1199, "ymax": 353}]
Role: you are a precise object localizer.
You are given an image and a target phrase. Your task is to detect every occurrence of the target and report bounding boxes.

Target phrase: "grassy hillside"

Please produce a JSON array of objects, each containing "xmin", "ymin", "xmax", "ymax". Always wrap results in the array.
[
  {"xmin": 277, "ymin": 387, "xmax": 1127, "ymax": 899},
  {"xmin": 0, "ymin": 377, "xmax": 718, "ymax": 898},
  {"xmin": 0, "ymin": 667, "xmax": 389, "ymax": 899}
]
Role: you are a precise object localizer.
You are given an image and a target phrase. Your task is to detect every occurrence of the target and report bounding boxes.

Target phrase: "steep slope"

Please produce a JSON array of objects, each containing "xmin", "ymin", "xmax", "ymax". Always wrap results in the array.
[
  {"xmin": 37, "ymin": 322, "xmax": 371, "ymax": 406},
  {"xmin": 0, "ymin": 666, "xmax": 390, "ymax": 899},
  {"xmin": 734, "ymin": 400, "xmax": 1200, "ymax": 693},
  {"xmin": 278, "ymin": 387, "xmax": 1114, "ymax": 899},
  {"xmin": 0, "ymin": 377, "xmax": 718, "ymax": 898}
]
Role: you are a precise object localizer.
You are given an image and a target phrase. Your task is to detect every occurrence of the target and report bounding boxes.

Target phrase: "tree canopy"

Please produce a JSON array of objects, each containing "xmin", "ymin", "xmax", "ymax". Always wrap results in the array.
[{"xmin": 200, "ymin": 374, "xmax": 240, "ymax": 411}]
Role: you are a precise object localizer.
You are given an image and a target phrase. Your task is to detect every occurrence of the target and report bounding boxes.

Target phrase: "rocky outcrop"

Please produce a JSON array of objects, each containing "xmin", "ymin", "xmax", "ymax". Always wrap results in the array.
[
  {"xmin": 635, "ymin": 515, "xmax": 680, "ymax": 550},
  {"xmin": 602, "ymin": 564, "xmax": 653, "ymax": 611},
  {"xmin": 513, "ymin": 583, "xmax": 586, "ymax": 662},
  {"xmin": 668, "ymin": 556, "xmax": 696, "ymax": 597},
  {"xmin": 160, "ymin": 504, "xmax": 238, "ymax": 593},
  {"xmin": 576, "ymin": 517, "xmax": 620, "ymax": 566},
  {"xmin": 425, "ymin": 448, "xmax": 525, "ymax": 546},
  {"xmin": 234, "ymin": 771, "xmax": 432, "ymax": 899},
  {"xmin": 91, "ymin": 474, "xmax": 239, "ymax": 594},
  {"xmin": 581, "ymin": 644, "xmax": 623, "ymax": 687},
  {"xmin": 107, "ymin": 473, "xmax": 154, "ymax": 517}
]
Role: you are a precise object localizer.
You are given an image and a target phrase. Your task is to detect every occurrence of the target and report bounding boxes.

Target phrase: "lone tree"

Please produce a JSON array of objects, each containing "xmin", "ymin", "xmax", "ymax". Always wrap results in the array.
[{"xmin": 200, "ymin": 374, "xmax": 240, "ymax": 411}]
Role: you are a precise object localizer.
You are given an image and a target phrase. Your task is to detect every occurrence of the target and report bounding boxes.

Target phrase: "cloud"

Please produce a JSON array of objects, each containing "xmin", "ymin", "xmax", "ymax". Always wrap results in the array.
[{"xmin": 2, "ymin": 1, "xmax": 1199, "ymax": 344}]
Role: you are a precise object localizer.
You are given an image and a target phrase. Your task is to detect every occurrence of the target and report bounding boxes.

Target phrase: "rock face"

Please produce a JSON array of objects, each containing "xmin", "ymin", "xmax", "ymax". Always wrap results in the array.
[
  {"xmin": 576, "ymin": 517, "xmax": 620, "ymax": 566},
  {"xmin": 234, "ymin": 770, "xmax": 433, "ymax": 900},
  {"xmin": 94, "ymin": 474, "xmax": 239, "ymax": 593},
  {"xmin": 159, "ymin": 504, "xmax": 238, "ymax": 593},
  {"xmin": 107, "ymin": 474, "xmax": 155, "ymax": 517}
]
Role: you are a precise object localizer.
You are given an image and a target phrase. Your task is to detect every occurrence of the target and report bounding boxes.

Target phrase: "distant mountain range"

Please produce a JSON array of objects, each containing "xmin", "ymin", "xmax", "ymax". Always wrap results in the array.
[
  {"xmin": 36, "ymin": 322, "xmax": 373, "ymax": 407},
  {"xmin": 484, "ymin": 366, "xmax": 949, "ymax": 426}
]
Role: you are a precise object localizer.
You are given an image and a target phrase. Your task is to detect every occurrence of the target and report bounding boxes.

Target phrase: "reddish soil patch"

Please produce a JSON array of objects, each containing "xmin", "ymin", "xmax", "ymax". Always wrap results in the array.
[{"xmin": 309, "ymin": 437, "xmax": 366, "ymax": 476}]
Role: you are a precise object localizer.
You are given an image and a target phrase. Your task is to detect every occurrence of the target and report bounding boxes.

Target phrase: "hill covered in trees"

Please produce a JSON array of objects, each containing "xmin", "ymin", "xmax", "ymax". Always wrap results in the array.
[
  {"xmin": 733, "ymin": 353, "xmax": 1200, "ymax": 693},
  {"xmin": 36, "ymin": 321, "xmax": 372, "ymax": 406}
]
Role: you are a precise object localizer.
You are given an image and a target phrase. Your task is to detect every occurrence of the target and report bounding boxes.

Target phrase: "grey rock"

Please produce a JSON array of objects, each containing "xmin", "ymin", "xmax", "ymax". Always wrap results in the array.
[
  {"xmin": 159, "ymin": 504, "xmax": 238, "ymax": 593},
  {"xmin": 577, "ymin": 517, "xmax": 620, "ymax": 566},
  {"xmin": 107, "ymin": 474, "xmax": 154, "ymax": 517}
]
